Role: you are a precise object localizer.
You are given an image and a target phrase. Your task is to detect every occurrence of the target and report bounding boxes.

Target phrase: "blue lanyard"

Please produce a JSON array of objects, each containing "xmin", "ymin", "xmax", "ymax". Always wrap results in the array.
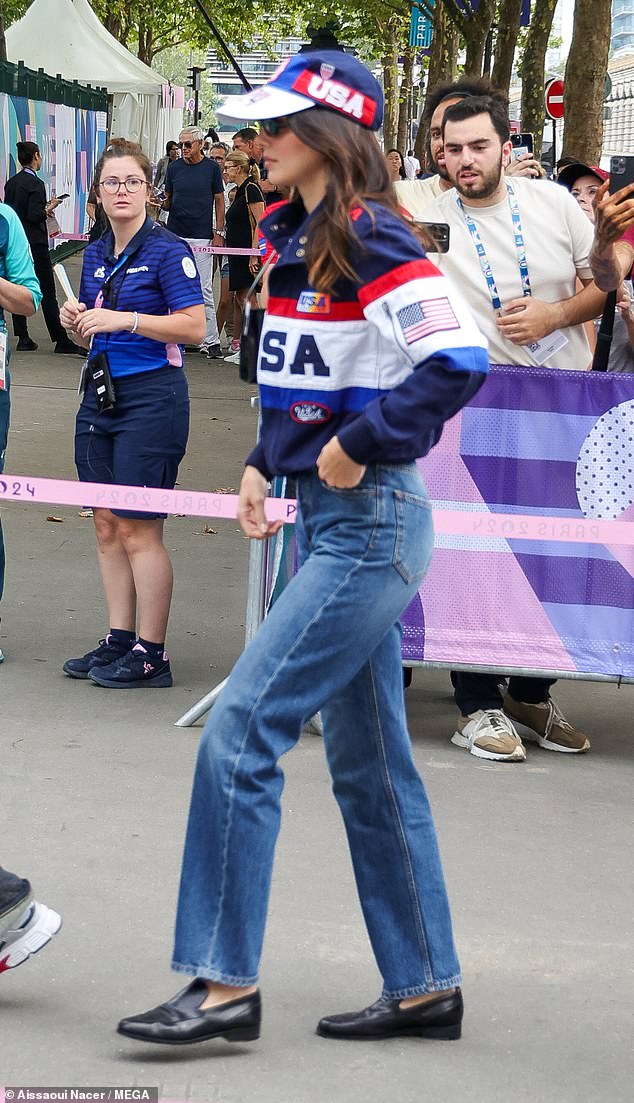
[{"xmin": 456, "ymin": 182, "xmax": 531, "ymax": 314}]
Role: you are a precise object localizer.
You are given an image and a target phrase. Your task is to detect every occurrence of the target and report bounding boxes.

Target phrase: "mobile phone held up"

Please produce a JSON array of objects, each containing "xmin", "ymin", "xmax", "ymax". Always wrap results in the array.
[
  {"xmin": 414, "ymin": 221, "xmax": 450, "ymax": 253},
  {"xmin": 55, "ymin": 193, "xmax": 70, "ymax": 201},
  {"xmin": 511, "ymin": 133, "xmax": 534, "ymax": 161},
  {"xmin": 609, "ymin": 156, "xmax": 634, "ymax": 199}
]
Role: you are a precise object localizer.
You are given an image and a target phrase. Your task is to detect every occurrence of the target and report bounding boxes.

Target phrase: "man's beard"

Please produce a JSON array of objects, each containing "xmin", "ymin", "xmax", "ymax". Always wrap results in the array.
[{"xmin": 454, "ymin": 153, "xmax": 504, "ymax": 201}]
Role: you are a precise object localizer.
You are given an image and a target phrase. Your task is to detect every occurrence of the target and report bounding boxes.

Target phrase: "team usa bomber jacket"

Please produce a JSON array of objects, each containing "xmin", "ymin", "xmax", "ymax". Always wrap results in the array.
[{"xmin": 247, "ymin": 199, "xmax": 490, "ymax": 479}]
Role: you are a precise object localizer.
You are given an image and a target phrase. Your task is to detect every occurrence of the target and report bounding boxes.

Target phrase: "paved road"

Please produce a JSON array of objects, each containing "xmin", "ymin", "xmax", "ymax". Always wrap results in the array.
[{"xmin": 1, "ymin": 280, "xmax": 632, "ymax": 1102}]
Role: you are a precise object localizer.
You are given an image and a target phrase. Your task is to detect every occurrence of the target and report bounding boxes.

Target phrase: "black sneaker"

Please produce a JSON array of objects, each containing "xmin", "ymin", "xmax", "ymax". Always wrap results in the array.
[
  {"xmin": 88, "ymin": 643, "xmax": 173, "ymax": 688},
  {"xmin": 54, "ymin": 339, "xmax": 85, "ymax": 355},
  {"xmin": 201, "ymin": 343, "xmax": 223, "ymax": 359},
  {"xmin": 16, "ymin": 337, "xmax": 38, "ymax": 352},
  {"xmin": 63, "ymin": 634, "xmax": 130, "ymax": 680}
]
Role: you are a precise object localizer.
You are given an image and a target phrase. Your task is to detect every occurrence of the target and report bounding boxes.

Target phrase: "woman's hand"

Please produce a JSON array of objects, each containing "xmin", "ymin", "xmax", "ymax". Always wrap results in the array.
[
  {"xmin": 317, "ymin": 436, "xmax": 366, "ymax": 488},
  {"xmin": 238, "ymin": 465, "xmax": 284, "ymax": 540},
  {"xmin": 60, "ymin": 299, "xmax": 87, "ymax": 332},
  {"xmin": 75, "ymin": 308, "xmax": 129, "ymax": 339}
]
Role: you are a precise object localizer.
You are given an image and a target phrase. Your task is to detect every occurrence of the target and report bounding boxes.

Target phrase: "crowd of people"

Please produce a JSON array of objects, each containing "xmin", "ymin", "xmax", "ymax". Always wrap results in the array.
[{"xmin": 1, "ymin": 46, "xmax": 633, "ymax": 1052}]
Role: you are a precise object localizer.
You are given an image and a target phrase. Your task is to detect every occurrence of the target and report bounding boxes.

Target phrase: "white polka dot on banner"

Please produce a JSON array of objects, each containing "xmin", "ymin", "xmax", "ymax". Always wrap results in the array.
[
  {"xmin": 576, "ymin": 400, "xmax": 634, "ymax": 520},
  {"xmin": 182, "ymin": 256, "xmax": 197, "ymax": 278}
]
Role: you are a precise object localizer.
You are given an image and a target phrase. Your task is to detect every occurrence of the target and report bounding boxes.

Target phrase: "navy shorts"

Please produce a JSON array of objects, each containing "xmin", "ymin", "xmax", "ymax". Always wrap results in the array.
[{"xmin": 75, "ymin": 366, "xmax": 189, "ymax": 519}]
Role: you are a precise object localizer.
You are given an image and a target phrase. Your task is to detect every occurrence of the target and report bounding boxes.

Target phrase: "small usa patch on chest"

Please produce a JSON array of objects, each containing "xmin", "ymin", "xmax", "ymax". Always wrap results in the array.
[{"xmin": 396, "ymin": 298, "xmax": 459, "ymax": 344}]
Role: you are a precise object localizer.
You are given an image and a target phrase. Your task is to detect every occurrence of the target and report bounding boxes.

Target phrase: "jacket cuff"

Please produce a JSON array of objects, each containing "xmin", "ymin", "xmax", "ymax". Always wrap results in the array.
[
  {"xmin": 245, "ymin": 442, "xmax": 272, "ymax": 481},
  {"xmin": 337, "ymin": 418, "xmax": 380, "ymax": 465}
]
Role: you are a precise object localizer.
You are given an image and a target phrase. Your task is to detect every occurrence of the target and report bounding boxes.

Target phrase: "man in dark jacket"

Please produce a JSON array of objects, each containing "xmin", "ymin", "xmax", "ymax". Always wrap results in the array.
[{"xmin": 4, "ymin": 141, "xmax": 81, "ymax": 354}]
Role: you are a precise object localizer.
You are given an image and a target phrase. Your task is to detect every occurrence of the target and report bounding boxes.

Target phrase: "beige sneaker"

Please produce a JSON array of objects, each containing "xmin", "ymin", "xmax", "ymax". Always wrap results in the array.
[
  {"xmin": 503, "ymin": 696, "xmax": 590, "ymax": 754},
  {"xmin": 451, "ymin": 709, "xmax": 526, "ymax": 762}
]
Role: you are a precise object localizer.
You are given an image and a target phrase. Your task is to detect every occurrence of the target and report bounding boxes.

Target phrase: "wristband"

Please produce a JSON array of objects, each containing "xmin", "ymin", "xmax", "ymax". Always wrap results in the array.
[{"xmin": 130, "ymin": 311, "xmax": 139, "ymax": 334}]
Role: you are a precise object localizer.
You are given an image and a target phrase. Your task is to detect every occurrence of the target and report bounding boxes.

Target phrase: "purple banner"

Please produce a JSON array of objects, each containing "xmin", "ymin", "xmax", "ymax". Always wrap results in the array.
[{"xmin": 401, "ymin": 366, "xmax": 634, "ymax": 679}]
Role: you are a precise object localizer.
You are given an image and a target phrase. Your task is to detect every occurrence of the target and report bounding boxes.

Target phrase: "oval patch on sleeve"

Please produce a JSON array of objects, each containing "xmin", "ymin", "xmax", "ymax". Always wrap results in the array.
[{"xmin": 182, "ymin": 256, "xmax": 197, "ymax": 279}]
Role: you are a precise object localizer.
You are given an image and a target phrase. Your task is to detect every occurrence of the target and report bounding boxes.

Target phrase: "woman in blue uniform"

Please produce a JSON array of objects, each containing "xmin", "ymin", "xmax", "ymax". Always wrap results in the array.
[
  {"xmin": 118, "ymin": 54, "xmax": 489, "ymax": 1043},
  {"xmin": 60, "ymin": 141, "xmax": 205, "ymax": 688}
]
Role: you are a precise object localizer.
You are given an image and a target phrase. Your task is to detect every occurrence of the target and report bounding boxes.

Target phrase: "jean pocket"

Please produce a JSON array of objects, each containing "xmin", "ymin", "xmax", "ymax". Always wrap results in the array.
[
  {"xmin": 392, "ymin": 489, "xmax": 433, "ymax": 584},
  {"xmin": 318, "ymin": 478, "xmax": 375, "ymax": 498}
]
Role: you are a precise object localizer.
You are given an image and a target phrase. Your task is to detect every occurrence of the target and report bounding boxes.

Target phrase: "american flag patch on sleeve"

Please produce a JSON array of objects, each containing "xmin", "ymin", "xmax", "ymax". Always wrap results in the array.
[{"xmin": 396, "ymin": 298, "xmax": 459, "ymax": 344}]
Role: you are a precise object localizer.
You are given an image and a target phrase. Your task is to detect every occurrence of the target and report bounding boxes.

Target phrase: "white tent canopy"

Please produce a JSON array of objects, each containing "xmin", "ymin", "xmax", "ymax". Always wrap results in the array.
[{"xmin": 6, "ymin": 0, "xmax": 183, "ymax": 160}]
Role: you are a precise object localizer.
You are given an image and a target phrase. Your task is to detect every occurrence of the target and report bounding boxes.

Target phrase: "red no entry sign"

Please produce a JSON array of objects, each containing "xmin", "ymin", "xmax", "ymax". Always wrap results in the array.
[{"xmin": 545, "ymin": 78, "xmax": 565, "ymax": 120}]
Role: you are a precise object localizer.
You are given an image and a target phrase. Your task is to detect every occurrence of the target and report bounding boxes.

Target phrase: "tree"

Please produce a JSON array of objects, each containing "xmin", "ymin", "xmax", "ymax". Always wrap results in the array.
[
  {"xmin": 461, "ymin": 0, "xmax": 496, "ymax": 77},
  {"xmin": 562, "ymin": 0, "xmax": 611, "ymax": 163},
  {"xmin": 519, "ymin": 0, "xmax": 558, "ymax": 161},
  {"xmin": 491, "ymin": 0, "xmax": 523, "ymax": 97},
  {"xmin": 0, "ymin": 0, "xmax": 31, "ymax": 61}
]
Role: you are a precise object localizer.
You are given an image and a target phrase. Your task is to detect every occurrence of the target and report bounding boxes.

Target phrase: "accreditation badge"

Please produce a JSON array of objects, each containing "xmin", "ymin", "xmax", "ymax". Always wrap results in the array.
[{"xmin": 0, "ymin": 329, "xmax": 7, "ymax": 389}]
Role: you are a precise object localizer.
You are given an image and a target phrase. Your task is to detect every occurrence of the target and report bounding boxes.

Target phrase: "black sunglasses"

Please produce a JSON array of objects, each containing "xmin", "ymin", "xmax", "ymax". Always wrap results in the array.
[
  {"xmin": 179, "ymin": 140, "xmax": 197, "ymax": 149},
  {"xmin": 259, "ymin": 118, "xmax": 290, "ymax": 137}
]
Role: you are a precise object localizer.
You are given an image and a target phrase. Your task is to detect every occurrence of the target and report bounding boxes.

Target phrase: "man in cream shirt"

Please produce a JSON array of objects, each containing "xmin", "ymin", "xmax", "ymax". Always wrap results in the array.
[
  {"xmin": 425, "ymin": 95, "xmax": 604, "ymax": 371},
  {"xmin": 423, "ymin": 94, "xmax": 605, "ymax": 764}
]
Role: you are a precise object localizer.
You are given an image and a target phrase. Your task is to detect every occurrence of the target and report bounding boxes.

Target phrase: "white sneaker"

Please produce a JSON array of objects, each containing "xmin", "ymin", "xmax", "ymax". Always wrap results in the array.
[
  {"xmin": 451, "ymin": 708, "xmax": 526, "ymax": 762},
  {"xmin": 0, "ymin": 901, "xmax": 62, "ymax": 973},
  {"xmin": 224, "ymin": 350, "xmax": 241, "ymax": 364}
]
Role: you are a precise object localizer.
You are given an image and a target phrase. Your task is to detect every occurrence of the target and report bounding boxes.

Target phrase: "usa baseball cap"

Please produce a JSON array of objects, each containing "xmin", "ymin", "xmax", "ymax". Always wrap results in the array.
[{"xmin": 216, "ymin": 51, "xmax": 383, "ymax": 131}]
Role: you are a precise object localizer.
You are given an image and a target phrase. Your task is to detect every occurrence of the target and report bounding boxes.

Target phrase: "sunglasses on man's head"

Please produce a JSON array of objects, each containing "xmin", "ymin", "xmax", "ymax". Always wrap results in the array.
[{"xmin": 259, "ymin": 118, "xmax": 290, "ymax": 137}]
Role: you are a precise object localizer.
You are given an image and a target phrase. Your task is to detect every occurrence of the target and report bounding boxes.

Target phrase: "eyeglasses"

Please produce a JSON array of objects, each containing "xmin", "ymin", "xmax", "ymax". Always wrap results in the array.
[
  {"xmin": 259, "ymin": 118, "xmax": 290, "ymax": 137},
  {"xmin": 179, "ymin": 140, "xmax": 198, "ymax": 149},
  {"xmin": 211, "ymin": 155, "xmax": 225, "ymax": 162},
  {"xmin": 98, "ymin": 176, "xmax": 147, "ymax": 195}
]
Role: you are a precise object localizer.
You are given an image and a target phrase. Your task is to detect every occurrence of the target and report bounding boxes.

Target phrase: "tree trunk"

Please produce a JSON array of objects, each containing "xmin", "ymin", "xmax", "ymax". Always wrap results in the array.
[
  {"xmin": 397, "ymin": 46, "xmax": 414, "ymax": 153},
  {"xmin": 520, "ymin": 0, "xmax": 558, "ymax": 161},
  {"xmin": 137, "ymin": 14, "xmax": 153, "ymax": 67},
  {"xmin": 462, "ymin": 0, "xmax": 497, "ymax": 78},
  {"xmin": 0, "ymin": 12, "xmax": 6, "ymax": 63},
  {"xmin": 562, "ymin": 0, "xmax": 611, "ymax": 162},
  {"xmin": 382, "ymin": 34, "xmax": 400, "ymax": 152},
  {"xmin": 415, "ymin": 0, "xmax": 459, "ymax": 160},
  {"xmin": 491, "ymin": 0, "xmax": 523, "ymax": 97}
]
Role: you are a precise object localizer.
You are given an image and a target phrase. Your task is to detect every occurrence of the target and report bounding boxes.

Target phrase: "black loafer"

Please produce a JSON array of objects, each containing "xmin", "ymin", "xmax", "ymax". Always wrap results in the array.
[
  {"xmin": 317, "ymin": 989, "xmax": 462, "ymax": 1041},
  {"xmin": 117, "ymin": 979, "xmax": 261, "ymax": 1045}
]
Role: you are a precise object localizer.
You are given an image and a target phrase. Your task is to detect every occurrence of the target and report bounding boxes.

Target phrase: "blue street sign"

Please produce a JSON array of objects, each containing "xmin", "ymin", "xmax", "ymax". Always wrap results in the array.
[{"xmin": 409, "ymin": 6, "xmax": 433, "ymax": 49}]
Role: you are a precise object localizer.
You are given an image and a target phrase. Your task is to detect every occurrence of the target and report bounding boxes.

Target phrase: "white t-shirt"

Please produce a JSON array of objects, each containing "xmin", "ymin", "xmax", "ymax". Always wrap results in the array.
[
  {"xmin": 424, "ymin": 177, "xmax": 595, "ymax": 370},
  {"xmin": 404, "ymin": 154, "xmax": 420, "ymax": 180},
  {"xmin": 394, "ymin": 174, "xmax": 445, "ymax": 218}
]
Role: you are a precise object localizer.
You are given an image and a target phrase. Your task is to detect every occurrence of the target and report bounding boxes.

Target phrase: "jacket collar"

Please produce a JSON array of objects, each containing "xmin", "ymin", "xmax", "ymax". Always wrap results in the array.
[{"xmin": 103, "ymin": 215, "xmax": 154, "ymax": 264}]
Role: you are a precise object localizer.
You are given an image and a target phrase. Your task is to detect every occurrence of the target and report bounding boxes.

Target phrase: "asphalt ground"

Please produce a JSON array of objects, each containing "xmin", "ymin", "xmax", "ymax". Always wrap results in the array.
[{"xmin": 1, "ymin": 262, "xmax": 632, "ymax": 1102}]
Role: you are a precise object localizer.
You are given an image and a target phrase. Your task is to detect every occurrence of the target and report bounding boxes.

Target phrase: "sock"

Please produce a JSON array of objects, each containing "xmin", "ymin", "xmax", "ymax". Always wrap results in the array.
[
  {"xmin": 136, "ymin": 636, "xmax": 166, "ymax": 659},
  {"xmin": 109, "ymin": 628, "xmax": 135, "ymax": 648}
]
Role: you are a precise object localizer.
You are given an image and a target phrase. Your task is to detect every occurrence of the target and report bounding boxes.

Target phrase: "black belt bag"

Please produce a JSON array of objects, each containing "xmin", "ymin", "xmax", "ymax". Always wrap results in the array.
[{"xmin": 86, "ymin": 351, "xmax": 116, "ymax": 411}]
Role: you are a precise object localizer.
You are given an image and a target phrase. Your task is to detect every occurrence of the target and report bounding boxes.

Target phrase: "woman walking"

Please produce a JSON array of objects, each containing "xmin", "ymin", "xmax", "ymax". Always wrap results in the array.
[
  {"xmin": 118, "ymin": 52, "xmax": 488, "ymax": 1043},
  {"xmin": 60, "ymin": 141, "xmax": 205, "ymax": 688}
]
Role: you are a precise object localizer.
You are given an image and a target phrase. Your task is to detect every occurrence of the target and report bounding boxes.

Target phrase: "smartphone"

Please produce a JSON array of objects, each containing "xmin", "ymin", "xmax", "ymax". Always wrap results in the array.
[
  {"xmin": 609, "ymin": 155, "xmax": 634, "ymax": 198},
  {"xmin": 511, "ymin": 133, "xmax": 534, "ymax": 161},
  {"xmin": 414, "ymin": 221, "xmax": 450, "ymax": 253},
  {"xmin": 55, "ymin": 193, "xmax": 70, "ymax": 200}
]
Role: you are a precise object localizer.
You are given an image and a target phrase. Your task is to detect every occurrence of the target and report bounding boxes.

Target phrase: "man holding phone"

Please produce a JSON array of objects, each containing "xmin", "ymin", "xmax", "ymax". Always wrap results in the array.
[{"xmin": 3, "ymin": 141, "xmax": 82, "ymax": 355}]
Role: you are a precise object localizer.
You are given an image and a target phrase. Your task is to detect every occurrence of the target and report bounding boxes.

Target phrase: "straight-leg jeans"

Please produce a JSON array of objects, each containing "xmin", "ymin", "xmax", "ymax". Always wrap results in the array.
[
  {"xmin": 186, "ymin": 238, "xmax": 220, "ymax": 348},
  {"xmin": 172, "ymin": 464, "xmax": 462, "ymax": 998}
]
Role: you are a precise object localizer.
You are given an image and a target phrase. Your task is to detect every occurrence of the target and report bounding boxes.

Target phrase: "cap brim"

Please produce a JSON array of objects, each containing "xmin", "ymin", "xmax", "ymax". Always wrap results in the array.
[{"xmin": 216, "ymin": 86, "xmax": 315, "ymax": 122}]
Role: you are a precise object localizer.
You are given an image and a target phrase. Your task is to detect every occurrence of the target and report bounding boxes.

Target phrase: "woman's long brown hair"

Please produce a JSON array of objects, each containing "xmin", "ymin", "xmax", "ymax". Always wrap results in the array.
[{"xmin": 288, "ymin": 108, "xmax": 409, "ymax": 295}]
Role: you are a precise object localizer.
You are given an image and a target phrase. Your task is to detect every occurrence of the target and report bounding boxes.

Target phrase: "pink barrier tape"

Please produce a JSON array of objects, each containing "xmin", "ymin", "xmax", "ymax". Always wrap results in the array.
[
  {"xmin": 190, "ymin": 244, "xmax": 259, "ymax": 255},
  {"xmin": 0, "ymin": 473, "xmax": 296, "ymax": 522},
  {"xmin": 1, "ymin": 474, "xmax": 633, "ymax": 544},
  {"xmin": 56, "ymin": 236, "xmax": 258, "ymax": 255},
  {"xmin": 433, "ymin": 509, "xmax": 634, "ymax": 546}
]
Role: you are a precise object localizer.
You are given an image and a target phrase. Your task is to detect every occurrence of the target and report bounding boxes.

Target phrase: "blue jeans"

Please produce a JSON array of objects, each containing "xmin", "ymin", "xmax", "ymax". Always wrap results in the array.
[{"xmin": 173, "ymin": 464, "xmax": 461, "ymax": 998}]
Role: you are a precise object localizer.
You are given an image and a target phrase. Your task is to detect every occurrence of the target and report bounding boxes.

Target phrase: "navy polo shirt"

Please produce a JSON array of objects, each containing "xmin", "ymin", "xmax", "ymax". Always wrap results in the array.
[
  {"xmin": 165, "ymin": 157, "xmax": 224, "ymax": 239},
  {"xmin": 79, "ymin": 218, "xmax": 204, "ymax": 378}
]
